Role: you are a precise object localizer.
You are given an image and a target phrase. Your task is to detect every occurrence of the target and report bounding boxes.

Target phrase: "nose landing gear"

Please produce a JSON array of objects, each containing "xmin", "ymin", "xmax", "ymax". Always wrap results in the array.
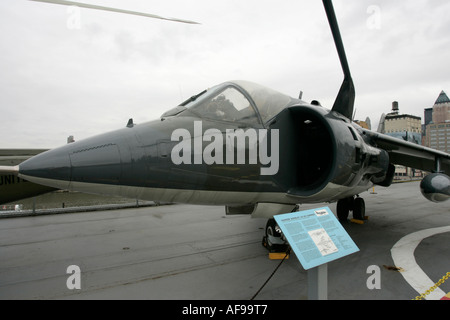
[{"xmin": 262, "ymin": 218, "xmax": 289, "ymax": 255}]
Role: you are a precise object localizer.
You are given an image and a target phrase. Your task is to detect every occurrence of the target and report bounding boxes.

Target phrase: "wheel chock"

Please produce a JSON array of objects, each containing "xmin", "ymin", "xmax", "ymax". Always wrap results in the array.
[
  {"xmin": 269, "ymin": 252, "xmax": 289, "ymax": 260},
  {"xmin": 350, "ymin": 216, "xmax": 369, "ymax": 225}
]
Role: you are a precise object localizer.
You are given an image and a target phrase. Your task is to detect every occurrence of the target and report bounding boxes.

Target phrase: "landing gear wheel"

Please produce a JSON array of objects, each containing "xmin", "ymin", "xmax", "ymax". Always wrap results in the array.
[
  {"xmin": 337, "ymin": 197, "xmax": 351, "ymax": 221},
  {"xmin": 353, "ymin": 197, "xmax": 366, "ymax": 220},
  {"xmin": 266, "ymin": 218, "xmax": 280, "ymax": 238},
  {"xmin": 262, "ymin": 218, "xmax": 288, "ymax": 253}
]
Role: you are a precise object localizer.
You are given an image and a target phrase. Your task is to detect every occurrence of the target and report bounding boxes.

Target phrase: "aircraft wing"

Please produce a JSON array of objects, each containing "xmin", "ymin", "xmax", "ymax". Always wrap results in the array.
[
  {"xmin": 362, "ymin": 129, "xmax": 450, "ymax": 174},
  {"xmin": 0, "ymin": 149, "xmax": 56, "ymax": 205}
]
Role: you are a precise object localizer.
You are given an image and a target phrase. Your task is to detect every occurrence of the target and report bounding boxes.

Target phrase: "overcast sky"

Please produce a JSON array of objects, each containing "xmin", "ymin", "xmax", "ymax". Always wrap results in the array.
[{"xmin": 1, "ymin": 0, "xmax": 449, "ymax": 148}]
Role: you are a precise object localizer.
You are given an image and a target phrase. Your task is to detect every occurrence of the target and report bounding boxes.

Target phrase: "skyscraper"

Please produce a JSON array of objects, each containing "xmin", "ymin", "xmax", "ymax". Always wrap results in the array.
[{"xmin": 425, "ymin": 91, "xmax": 450, "ymax": 153}]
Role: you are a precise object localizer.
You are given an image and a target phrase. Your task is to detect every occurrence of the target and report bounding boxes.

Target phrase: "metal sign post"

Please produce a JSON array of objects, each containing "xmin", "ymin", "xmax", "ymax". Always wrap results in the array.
[
  {"xmin": 308, "ymin": 264, "xmax": 328, "ymax": 300},
  {"xmin": 274, "ymin": 207, "xmax": 359, "ymax": 300}
]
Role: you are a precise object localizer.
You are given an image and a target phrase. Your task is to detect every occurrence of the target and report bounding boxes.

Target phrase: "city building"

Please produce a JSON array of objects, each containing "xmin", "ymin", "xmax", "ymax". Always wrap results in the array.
[
  {"xmin": 383, "ymin": 101, "xmax": 422, "ymax": 144},
  {"xmin": 379, "ymin": 101, "xmax": 423, "ymax": 179},
  {"xmin": 424, "ymin": 91, "xmax": 450, "ymax": 153}
]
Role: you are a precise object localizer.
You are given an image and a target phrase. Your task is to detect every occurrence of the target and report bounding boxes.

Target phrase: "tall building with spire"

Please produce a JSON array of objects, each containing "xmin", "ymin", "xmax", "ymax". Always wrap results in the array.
[
  {"xmin": 424, "ymin": 90, "xmax": 450, "ymax": 153},
  {"xmin": 432, "ymin": 90, "xmax": 450, "ymax": 123}
]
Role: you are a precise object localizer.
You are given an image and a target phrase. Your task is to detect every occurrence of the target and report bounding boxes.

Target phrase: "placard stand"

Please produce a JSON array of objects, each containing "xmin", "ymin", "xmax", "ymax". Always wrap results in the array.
[{"xmin": 308, "ymin": 264, "xmax": 328, "ymax": 300}]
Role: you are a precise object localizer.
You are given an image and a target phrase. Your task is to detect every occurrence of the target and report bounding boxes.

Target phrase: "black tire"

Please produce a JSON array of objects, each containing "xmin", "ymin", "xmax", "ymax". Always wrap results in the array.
[
  {"xmin": 337, "ymin": 198, "xmax": 351, "ymax": 221},
  {"xmin": 353, "ymin": 197, "xmax": 365, "ymax": 220},
  {"xmin": 264, "ymin": 218, "xmax": 287, "ymax": 253},
  {"xmin": 265, "ymin": 218, "xmax": 281, "ymax": 238}
]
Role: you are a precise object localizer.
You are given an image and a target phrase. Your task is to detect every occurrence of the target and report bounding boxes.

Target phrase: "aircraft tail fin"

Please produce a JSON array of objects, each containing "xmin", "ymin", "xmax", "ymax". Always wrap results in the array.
[{"xmin": 322, "ymin": 0, "xmax": 355, "ymax": 120}]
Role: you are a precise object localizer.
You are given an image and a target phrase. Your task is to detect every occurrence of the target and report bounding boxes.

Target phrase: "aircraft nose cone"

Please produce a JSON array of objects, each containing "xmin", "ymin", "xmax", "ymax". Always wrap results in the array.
[{"xmin": 19, "ymin": 146, "xmax": 72, "ymax": 190}]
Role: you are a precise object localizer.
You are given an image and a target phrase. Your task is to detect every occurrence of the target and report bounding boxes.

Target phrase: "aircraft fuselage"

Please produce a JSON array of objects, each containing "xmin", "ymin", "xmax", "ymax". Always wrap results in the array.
[{"xmin": 18, "ymin": 81, "xmax": 390, "ymax": 212}]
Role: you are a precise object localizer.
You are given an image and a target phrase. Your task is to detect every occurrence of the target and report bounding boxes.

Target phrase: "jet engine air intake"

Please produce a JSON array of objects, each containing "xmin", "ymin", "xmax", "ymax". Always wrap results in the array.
[
  {"xmin": 274, "ymin": 105, "xmax": 391, "ymax": 200},
  {"xmin": 272, "ymin": 105, "xmax": 336, "ymax": 198},
  {"xmin": 292, "ymin": 108, "xmax": 334, "ymax": 190}
]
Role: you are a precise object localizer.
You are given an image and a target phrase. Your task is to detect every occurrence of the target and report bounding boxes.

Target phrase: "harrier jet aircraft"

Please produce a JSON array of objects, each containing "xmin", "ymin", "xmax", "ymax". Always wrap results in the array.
[{"xmin": 1, "ymin": 1, "xmax": 449, "ymax": 248}]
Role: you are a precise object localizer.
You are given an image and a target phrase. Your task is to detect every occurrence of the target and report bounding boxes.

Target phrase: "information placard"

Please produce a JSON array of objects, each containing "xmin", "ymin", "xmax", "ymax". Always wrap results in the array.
[{"xmin": 274, "ymin": 207, "xmax": 359, "ymax": 270}]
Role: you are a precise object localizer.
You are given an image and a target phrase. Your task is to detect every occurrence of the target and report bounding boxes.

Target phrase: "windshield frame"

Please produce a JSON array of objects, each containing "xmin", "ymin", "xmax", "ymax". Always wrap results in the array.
[
  {"xmin": 232, "ymin": 80, "xmax": 295, "ymax": 124},
  {"xmin": 179, "ymin": 82, "xmax": 264, "ymax": 127},
  {"xmin": 163, "ymin": 80, "xmax": 296, "ymax": 127}
]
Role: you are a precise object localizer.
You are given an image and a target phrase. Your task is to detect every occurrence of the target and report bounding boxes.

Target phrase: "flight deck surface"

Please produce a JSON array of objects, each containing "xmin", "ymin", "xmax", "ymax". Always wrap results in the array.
[{"xmin": 0, "ymin": 181, "xmax": 449, "ymax": 300}]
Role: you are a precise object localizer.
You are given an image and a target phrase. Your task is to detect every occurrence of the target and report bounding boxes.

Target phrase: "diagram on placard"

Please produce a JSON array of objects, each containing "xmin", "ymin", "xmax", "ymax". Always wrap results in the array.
[{"xmin": 308, "ymin": 228, "xmax": 338, "ymax": 256}]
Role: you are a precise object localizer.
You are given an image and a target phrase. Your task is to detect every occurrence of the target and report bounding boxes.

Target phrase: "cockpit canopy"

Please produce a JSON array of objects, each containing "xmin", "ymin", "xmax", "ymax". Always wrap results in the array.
[{"xmin": 161, "ymin": 81, "xmax": 297, "ymax": 126}]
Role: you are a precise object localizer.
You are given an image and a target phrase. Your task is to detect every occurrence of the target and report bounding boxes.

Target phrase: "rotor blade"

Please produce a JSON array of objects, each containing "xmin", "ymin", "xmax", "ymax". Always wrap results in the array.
[
  {"xmin": 30, "ymin": 0, "xmax": 201, "ymax": 25},
  {"xmin": 322, "ymin": 0, "xmax": 355, "ymax": 120}
]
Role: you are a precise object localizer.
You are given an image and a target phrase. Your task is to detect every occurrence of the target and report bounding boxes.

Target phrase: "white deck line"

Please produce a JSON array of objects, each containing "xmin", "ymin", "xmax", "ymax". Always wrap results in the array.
[{"xmin": 391, "ymin": 226, "xmax": 450, "ymax": 300}]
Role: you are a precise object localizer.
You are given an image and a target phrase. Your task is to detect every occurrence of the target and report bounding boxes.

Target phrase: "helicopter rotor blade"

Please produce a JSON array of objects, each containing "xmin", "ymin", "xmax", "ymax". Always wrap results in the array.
[{"xmin": 30, "ymin": 0, "xmax": 201, "ymax": 25}]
